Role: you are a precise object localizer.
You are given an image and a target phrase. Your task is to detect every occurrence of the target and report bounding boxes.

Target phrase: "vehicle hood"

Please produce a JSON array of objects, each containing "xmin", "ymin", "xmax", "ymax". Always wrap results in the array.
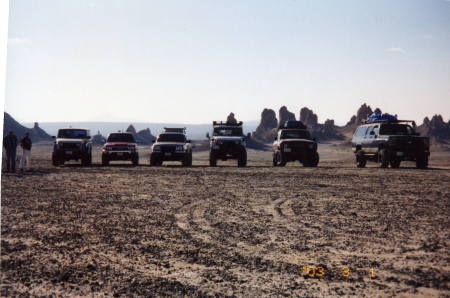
[
  {"xmin": 105, "ymin": 142, "xmax": 137, "ymax": 146},
  {"xmin": 153, "ymin": 142, "xmax": 185, "ymax": 146},
  {"xmin": 212, "ymin": 136, "xmax": 244, "ymax": 142},
  {"xmin": 56, "ymin": 138, "xmax": 86, "ymax": 143}
]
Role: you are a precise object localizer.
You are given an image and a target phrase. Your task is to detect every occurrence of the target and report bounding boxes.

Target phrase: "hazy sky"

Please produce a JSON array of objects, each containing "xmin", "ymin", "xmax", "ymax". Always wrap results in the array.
[{"xmin": 5, "ymin": 0, "xmax": 450, "ymax": 125}]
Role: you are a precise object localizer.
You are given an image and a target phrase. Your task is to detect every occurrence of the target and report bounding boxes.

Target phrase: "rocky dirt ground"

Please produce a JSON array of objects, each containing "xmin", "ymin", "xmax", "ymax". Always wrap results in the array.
[{"xmin": 1, "ymin": 144, "xmax": 450, "ymax": 297}]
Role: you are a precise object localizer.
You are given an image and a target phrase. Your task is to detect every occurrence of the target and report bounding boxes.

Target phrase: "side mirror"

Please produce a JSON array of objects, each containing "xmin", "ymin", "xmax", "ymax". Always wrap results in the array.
[
  {"xmin": 51, "ymin": 136, "xmax": 56, "ymax": 139},
  {"xmin": 152, "ymin": 139, "xmax": 156, "ymax": 143},
  {"xmin": 370, "ymin": 131, "xmax": 375, "ymax": 136},
  {"xmin": 274, "ymin": 137, "xmax": 278, "ymax": 141},
  {"xmin": 206, "ymin": 132, "xmax": 210, "ymax": 140},
  {"xmin": 186, "ymin": 140, "xmax": 191, "ymax": 143},
  {"xmin": 246, "ymin": 132, "xmax": 251, "ymax": 139}
]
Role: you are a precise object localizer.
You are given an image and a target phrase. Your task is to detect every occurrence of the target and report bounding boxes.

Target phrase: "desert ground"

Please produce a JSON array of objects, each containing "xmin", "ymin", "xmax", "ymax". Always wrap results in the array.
[{"xmin": 1, "ymin": 143, "xmax": 450, "ymax": 297}]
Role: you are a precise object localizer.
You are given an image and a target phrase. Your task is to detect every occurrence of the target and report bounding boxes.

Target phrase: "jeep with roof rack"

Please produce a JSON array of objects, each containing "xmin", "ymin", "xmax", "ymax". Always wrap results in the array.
[
  {"xmin": 272, "ymin": 121, "xmax": 319, "ymax": 167},
  {"xmin": 150, "ymin": 128, "xmax": 192, "ymax": 166},
  {"xmin": 206, "ymin": 121, "xmax": 250, "ymax": 167},
  {"xmin": 51, "ymin": 128, "xmax": 92, "ymax": 166},
  {"xmin": 351, "ymin": 114, "xmax": 430, "ymax": 168}
]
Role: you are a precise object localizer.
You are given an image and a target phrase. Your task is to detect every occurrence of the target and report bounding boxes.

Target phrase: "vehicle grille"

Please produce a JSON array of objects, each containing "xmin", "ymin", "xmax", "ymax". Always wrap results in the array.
[
  {"xmin": 284, "ymin": 141, "xmax": 307, "ymax": 150},
  {"xmin": 111, "ymin": 146, "xmax": 129, "ymax": 151},
  {"xmin": 161, "ymin": 145, "xmax": 176, "ymax": 153},
  {"xmin": 60, "ymin": 143, "xmax": 79, "ymax": 149}
]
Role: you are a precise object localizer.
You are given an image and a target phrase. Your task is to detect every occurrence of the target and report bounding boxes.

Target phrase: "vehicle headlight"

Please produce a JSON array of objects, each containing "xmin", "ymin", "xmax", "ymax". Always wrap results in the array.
[
  {"xmin": 176, "ymin": 145, "xmax": 184, "ymax": 151},
  {"xmin": 153, "ymin": 145, "xmax": 161, "ymax": 152},
  {"xmin": 106, "ymin": 146, "xmax": 112, "ymax": 151},
  {"xmin": 128, "ymin": 145, "xmax": 136, "ymax": 151}
]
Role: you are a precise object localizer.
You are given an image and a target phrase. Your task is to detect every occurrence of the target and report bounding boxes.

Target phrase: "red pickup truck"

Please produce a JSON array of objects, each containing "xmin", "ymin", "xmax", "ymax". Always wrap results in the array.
[{"xmin": 102, "ymin": 132, "xmax": 139, "ymax": 166}]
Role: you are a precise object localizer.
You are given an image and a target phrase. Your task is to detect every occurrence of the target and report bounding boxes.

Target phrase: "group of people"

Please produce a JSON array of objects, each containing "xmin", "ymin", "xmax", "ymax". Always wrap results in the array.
[{"xmin": 3, "ymin": 131, "xmax": 32, "ymax": 173}]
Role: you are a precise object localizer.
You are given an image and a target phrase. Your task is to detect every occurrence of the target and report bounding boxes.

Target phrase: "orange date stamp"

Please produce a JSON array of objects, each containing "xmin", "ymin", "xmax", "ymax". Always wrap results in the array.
[{"xmin": 301, "ymin": 265, "xmax": 377, "ymax": 278}]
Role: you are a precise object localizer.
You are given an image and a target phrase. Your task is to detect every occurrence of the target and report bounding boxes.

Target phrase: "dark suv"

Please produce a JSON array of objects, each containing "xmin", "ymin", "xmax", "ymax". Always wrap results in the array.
[
  {"xmin": 102, "ymin": 132, "xmax": 139, "ymax": 166},
  {"xmin": 207, "ymin": 121, "xmax": 249, "ymax": 167},
  {"xmin": 273, "ymin": 121, "xmax": 319, "ymax": 167},
  {"xmin": 351, "ymin": 120, "xmax": 430, "ymax": 168},
  {"xmin": 52, "ymin": 128, "xmax": 92, "ymax": 166},
  {"xmin": 150, "ymin": 129, "xmax": 192, "ymax": 166}
]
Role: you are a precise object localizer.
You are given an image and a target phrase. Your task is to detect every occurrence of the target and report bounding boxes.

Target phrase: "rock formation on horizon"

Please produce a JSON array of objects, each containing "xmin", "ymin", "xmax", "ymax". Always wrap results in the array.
[
  {"xmin": 299, "ymin": 107, "xmax": 318, "ymax": 126},
  {"xmin": 126, "ymin": 124, "xmax": 137, "ymax": 134},
  {"xmin": 125, "ymin": 124, "xmax": 155, "ymax": 145},
  {"xmin": 346, "ymin": 103, "xmax": 379, "ymax": 126},
  {"xmin": 3, "ymin": 112, "xmax": 51, "ymax": 142},
  {"xmin": 92, "ymin": 131, "xmax": 105, "ymax": 145},
  {"xmin": 252, "ymin": 109, "xmax": 278, "ymax": 142},
  {"xmin": 417, "ymin": 114, "xmax": 450, "ymax": 143},
  {"xmin": 278, "ymin": 106, "xmax": 296, "ymax": 126}
]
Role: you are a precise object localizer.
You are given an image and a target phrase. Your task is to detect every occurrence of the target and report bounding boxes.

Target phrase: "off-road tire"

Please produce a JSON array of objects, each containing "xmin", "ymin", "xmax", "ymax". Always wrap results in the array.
[
  {"xmin": 187, "ymin": 153, "xmax": 193, "ymax": 166},
  {"xmin": 102, "ymin": 155, "xmax": 109, "ymax": 166},
  {"xmin": 150, "ymin": 155, "xmax": 160, "ymax": 166},
  {"xmin": 81, "ymin": 153, "xmax": 91, "ymax": 166},
  {"xmin": 52, "ymin": 153, "xmax": 60, "ymax": 166},
  {"xmin": 416, "ymin": 154, "xmax": 428, "ymax": 169},
  {"xmin": 274, "ymin": 151, "xmax": 286, "ymax": 167},
  {"xmin": 182, "ymin": 153, "xmax": 192, "ymax": 167},
  {"xmin": 304, "ymin": 151, "xmax": 319, "ymax": 167},
  {"xmin": 237, "ymin": 150, "xmax": 247, "ymax": 167},
  {"xmin": 132, "ymin": 154, "xmax": 139, "ymax": 166},
  {"xmin": 378, "ymin": 149, "xmax": 389, "ymax": 168},
  {"xmin": 390, "ymin": 160, "xmax": 401, "ymax": 168},
  {"xmin": 209, "ymin": 152, "xmax": 217, "ymax": 167},
  {"xmin": 356, "ymin": 150, "xmax": 366, "ymax": 168}
]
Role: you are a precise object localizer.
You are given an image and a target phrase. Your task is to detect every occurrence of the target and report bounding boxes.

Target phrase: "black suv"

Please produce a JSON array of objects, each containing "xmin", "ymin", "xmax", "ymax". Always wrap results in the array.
[
  {"xmin": 351, "ymin": 120, "xmax": 430, "ymax": 168},
  {"xmin": 102, "ymin": 132, "xmax": 139, "ymax": 166},
  {"xmin": 273, "ymin": 121, "xmax": 319, "ymax": 167},
  {"xmin": 207, "ymin": 121, "xmax": 250, "ymax": 167},
  {"xmin": 52, "ymin": 128, "xmax": 92, "ymax": 166},
  {"xmin": 150, "ymin": 128, "xmax": 192, "ymax": 166}
]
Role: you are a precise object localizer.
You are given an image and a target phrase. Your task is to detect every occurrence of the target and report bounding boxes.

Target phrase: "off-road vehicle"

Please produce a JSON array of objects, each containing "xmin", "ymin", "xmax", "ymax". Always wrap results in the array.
[
  {"xmin": 150, "ymin": 128, "xmax": 192, "ymax": 166},
  {"xmin": 351, "ymin": 119, "xmax": 430, "ymax": 168},
  {"xmin": 207, "ymin": 121, "xmax": 250, "ymax": 167},
  {"xmin": 272, "ymin": 121, "xmax": 319, "ymax": 167},
  {"xmin": 102, "ymin": 132, "xmax": 139, "ymax": 166},
  {"xmin": 52, "ymin": 128, "xmax": 92, "ymax": 166}
]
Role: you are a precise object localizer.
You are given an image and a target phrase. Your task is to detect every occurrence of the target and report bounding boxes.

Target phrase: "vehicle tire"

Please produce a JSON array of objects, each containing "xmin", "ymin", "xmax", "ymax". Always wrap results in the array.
[
  {"xmin": 378, "ymin": 149, "xmax": 389, "ymax": 168},
  {"xmin": 272, "ymin": 153, "xmax": 278, "ymax": 166},
  {"xmin": 390, "ymin": 160, "xmax": 401, "ymax": 168},
  {"xmin": 132, "ymin": 154, "xmax": 139, "ymax": 166},
  {"xmin": 87, "ymin": 152, "xmax": 92, "ymax": 166},
  {"xmin": 187, "ymin": 153, "xmax": 193, "ymax": 166},
  {"xmin": 209, "ymin": 152, "xmax": 217, "ymax": 167},
  {"xmin": 81, "ymin": 153, "xmax": 90, "ymax": 166},
  {"xmin": 52, "ymin": 153, "xmax": 60, "ymax": 166},
  {"xmin": 275, "ymin": 151, "xmax": 286, "ymax": 167},
  {"xmin": 416, "ymin": 154, "xmax": 428, "ymax": 169},
  {"xmin": 150, "ymin": 155, "xmax": 159, "ymax": 166},
  {"xmin": 237, "ymin": 150, "xmax": 247, "ymax": 167},
  {"xmin": 356, "ymin": 150, "xmax": 366, "ymax": 168},
  {"xmin": 306, "ymin": 152, "xmax": 319, "ymax": 167},
  {"xmin": 182, "ymin": 154, "xmax": 189, "ymax": 167},
  {"xmin": 102, "ymin": 154, "xmax": 109, "ymax": 166}
]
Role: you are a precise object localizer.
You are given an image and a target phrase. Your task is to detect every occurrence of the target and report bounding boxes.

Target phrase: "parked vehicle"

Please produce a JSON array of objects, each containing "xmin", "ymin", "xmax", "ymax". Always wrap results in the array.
[
  {"xmin": 207, "ymin": 121, "xmax": 250, "ymax": 167},
  {"xmin": 272, "ymin": 121, "xmax": 319, "ymax": 167},
  {"xmin": 351, "ymin": 119, "xmax": 429, "ymax": 168},
  {"xmin": 150, "ymin": 129, "xmax": 192, "ymax": 166},
  {"xmin": 52, "ymin": 128, "xmax": 92, "ymax": 166},
  {"xmin": 102, "ymin": 132, "xmax": 139, "ymax": 166}
]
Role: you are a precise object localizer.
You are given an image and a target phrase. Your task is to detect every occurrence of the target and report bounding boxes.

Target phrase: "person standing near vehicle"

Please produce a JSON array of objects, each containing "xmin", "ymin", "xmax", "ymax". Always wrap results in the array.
[
  {"xmin": 3, "ymin": 131, "xmax": 18, "ymax": 172},
  {"xmin": 19, "ymin": 132, "xmax": 32, "ymax": 173}
]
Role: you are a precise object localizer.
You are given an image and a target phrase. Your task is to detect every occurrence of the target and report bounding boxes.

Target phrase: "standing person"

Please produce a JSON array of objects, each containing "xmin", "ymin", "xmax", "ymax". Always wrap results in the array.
[
  {"xmin": 3, "ymin": 131, "xmax": 18, "ymax": 172},
  {"xmin": 19, "ymin": 132, "xmax": 32, "ymax": 173}
]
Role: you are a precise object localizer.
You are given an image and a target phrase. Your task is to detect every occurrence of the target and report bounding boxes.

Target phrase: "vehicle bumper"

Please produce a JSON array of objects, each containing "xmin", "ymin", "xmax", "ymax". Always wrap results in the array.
[
  {"xmin": 103, "ymin": 151, "xmax": 138, "ymax": 160},
  {"xmin": 388, "ymin": 149, "xmax": 429, "ymax": 161},
  {"xmin": 151, "ymin": 151, "xmax": 186, "ymax": 161},
  {"xmin": 55, "ymin": 149, "xmax": 86, "ymax": 160},
  {"xmin": 281, "ymin": 150, "xmax": 315, "ymax": 161}
]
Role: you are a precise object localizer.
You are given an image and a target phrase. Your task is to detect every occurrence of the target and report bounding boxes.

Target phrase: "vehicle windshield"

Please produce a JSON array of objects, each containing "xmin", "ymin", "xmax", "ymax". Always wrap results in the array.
[
  {"xmin": 157, "ymin": 133, "xmax": 186, "ymax": 142},
  {"xmin": 379, "ymin": 124, "xmax": 413, "ymax": 135},
  {"xmin": 58, "ymin": 129, "xmax": 88, "ymax": 139},
  {"xmin": 107, "ymin": 133, "xmax": 135, "ymax": 143},
  {"xmin": 280, "ymin": 130, "xmax": 311, "ymax": 140},
  {"xmin": 213, "ymin": 126, "xmax": 243, "ymax": 136}
]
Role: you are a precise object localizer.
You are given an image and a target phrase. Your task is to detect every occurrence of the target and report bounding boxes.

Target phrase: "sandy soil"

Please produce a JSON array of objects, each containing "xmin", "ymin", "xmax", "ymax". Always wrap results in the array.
[{"xmin": 1, "ymin": 144, "xmax": 449, "ymax": 297}]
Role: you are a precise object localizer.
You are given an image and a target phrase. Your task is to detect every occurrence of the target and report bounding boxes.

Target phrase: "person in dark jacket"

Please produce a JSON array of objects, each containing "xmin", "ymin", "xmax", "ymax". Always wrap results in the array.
[
  {"xmin": 3, "ymin": 131, "xmax": 18, "ymax": 172},
  {"xmin": 19, "ymin": 132, "xmax": 32, "ymax": 173}
]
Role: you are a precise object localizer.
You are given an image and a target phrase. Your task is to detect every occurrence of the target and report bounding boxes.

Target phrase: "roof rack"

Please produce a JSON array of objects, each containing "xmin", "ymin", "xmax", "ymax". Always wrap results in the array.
[
  {"xmin": 164, "ymin": 127, "xmax": 186, "ymax": 134},
  {"xmin": 213, "ymin": 121, "xmax": 243, "ymax": 126},
  {"xmin": 363, "ymin": 119, "xmax": 417, "ymax": 126}
]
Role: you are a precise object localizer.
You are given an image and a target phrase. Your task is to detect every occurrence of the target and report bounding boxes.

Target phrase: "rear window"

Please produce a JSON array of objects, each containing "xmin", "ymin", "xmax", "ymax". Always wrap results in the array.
[
  {"xmin": 107, "ymin": 133, "xmax": 136, "ymax": 142},
  {"xmin": 58, "ymin": 129, "xmax": 89, "ymax": 138},
  {"xmin": 380, "ymin": 124, "xmax": 411, "ymax": 135},
  {"xmin": 157, "ymin": 133, "xmax": 186, "ymax": 142},
  {"xmin": 280, "ymin": 130, "xmax": 311, "ymax": 140}
]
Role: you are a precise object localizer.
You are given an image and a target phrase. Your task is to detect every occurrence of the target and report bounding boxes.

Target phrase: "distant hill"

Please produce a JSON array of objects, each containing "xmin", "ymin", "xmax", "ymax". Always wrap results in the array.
[
  {"xmin": 23, "ymin": 121, "xmax": 259, "ymax": 140},
  {"xmin": 3, "ymin": 112, "xmax": 51, "ymax": 142}
]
